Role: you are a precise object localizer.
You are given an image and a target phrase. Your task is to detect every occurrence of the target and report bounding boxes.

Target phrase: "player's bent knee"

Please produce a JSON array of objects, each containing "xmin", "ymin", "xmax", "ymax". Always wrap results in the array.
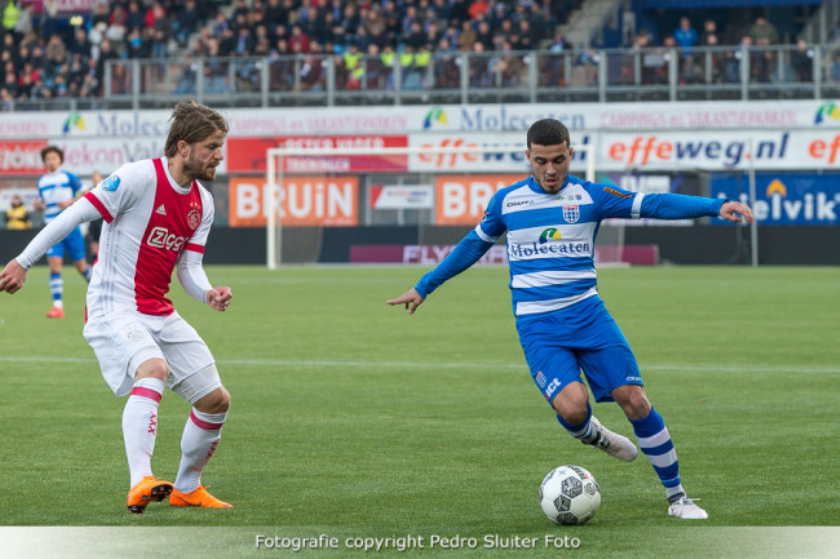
[
  {"xmin": 172, "ymin": 363, "xmax": 225, "ymax": 406},
  {"xmin": 194, "ymin": 386, "xmax": 230, "ymax": 414},
  {"xmin": 552, "ymin": 381, "xmax": 589, "ymax": 423},
  {"xmin": 134, "ymin": 358, "xmax": 170, "ymax": 383},
  {"xmin": 552, "ymin": 399, "xmax": 589, "ymax": 425},
  {"xmin": 614, "ymin": 385, "xmax": 651, "ymax": 420},
  {"xmin": 556, "ymin": 406, "xmax": 589, "ymax": 425}
]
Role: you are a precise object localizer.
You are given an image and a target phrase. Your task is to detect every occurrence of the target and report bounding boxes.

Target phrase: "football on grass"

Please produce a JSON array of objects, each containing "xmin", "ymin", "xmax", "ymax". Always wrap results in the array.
[{"xmin": 539, "ymin": 465, "xmax": 601, "ymax": 525}]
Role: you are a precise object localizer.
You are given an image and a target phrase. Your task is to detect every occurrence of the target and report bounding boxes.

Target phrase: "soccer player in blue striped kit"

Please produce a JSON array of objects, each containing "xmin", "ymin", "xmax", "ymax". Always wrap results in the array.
[
  {"xmin": 388, "ymin": 119, "xmax": 753, "ymax": 519},
  {"xmin": 35, "ymin": 146, "xmax": 92, "ymax": 318}
]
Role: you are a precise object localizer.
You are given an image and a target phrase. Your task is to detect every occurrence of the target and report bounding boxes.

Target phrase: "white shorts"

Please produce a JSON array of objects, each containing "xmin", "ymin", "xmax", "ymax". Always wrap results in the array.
[{"xmin": 83, "ymin": 310, "xmax": 220, "ymax": 401}]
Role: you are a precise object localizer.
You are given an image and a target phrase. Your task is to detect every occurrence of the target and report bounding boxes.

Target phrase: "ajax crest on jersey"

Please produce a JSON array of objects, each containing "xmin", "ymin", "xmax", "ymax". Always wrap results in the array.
[
  {"xmin": 539, "ymin": 465, "xmax": 601, "ymax": 525},
  {"xmin": 562, "ymin": 205, "xmax": 580, "ymax": 224},
  {"xmin": 188, "ymin": 209, "xmax": 201, "ymax": 230}
]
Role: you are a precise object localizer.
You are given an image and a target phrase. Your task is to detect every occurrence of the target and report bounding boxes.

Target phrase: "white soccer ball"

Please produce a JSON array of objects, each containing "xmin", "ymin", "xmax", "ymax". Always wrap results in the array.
[{"xmin": 539, "ymin": 465, "xmax": 601, "ymax": 525}]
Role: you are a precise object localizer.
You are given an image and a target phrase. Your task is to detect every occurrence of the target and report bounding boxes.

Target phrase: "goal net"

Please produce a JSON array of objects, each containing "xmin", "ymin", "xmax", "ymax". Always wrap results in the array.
[{"xmin": 264, "ymin": 143, "xmax": 610, "ymax": 268}]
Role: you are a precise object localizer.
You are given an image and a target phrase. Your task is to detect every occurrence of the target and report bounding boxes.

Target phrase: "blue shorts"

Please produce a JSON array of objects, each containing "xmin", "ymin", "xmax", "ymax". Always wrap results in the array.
[
  {"xmin": 516, "ymin": 296, "xmax": 643, "ymax": 405},
  {"xmin": 46, "ymin": 226, "xmax": 87, "ymax": 262}
]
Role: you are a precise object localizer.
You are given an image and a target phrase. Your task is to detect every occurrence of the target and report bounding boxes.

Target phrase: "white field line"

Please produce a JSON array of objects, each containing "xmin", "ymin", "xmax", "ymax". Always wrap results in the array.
[{"xmin": 0, "ymin": 355, "xmax": 837, "ymax": 374}]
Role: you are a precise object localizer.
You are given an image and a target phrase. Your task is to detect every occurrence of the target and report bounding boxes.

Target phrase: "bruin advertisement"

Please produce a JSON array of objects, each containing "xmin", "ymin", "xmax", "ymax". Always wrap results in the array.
[
  {"xmin": 435, "ymin": 175, "xmax": 523, "ymax": 226},
  {"xmin": 228, "ymin": 176, "xmax": 358, "ymax": 227}
]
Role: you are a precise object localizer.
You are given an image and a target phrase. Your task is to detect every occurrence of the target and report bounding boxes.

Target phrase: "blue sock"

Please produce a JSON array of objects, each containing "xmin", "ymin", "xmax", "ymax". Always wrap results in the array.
[
  {"xmin": 49, "ymin": 272, "xmax": 63, "ymax": 307},
  {"xmin": 556, "ymin": 404, "xmax": 597, "ymax": 443},
  {"xmin": 630, "ymin": 407, "xmax": 681, "ymax": 489},
  {"xmin": 81, "ymin": 265, "xmax": 91, "ymax": 282}
]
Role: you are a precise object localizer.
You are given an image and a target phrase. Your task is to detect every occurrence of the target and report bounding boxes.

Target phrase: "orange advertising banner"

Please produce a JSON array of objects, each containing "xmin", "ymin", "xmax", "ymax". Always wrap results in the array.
[
  {"xmin": 229, "ymin": 176, "xmax": 358, "ymax": 227},
  {"xmin": 435, "ymin": 174, "xmax": 523, "ymax": 225}
]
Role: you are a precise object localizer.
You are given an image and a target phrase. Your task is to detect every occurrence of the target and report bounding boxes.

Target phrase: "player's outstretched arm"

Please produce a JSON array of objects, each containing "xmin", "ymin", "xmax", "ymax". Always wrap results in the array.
[
  {"xmin": 0, "ymin": 259, "xmax": 27, "ymax": 294},
  {"xmin": 387, "ymin": 288, "xmax": 425, "ymax": 315},
  {"xmin": 719, "ymin": 200, "xmax": 754, "ymax": 224},
  {"xmin": 206, "ymin": 286, "xmax": 233, "ymax": 312}
]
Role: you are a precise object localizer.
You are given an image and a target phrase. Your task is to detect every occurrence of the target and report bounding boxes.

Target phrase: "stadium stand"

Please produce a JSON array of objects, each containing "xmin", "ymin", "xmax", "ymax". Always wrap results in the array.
[{"xmin": 0, "ymin": 0, "xmax": 837, "ymax": 110}]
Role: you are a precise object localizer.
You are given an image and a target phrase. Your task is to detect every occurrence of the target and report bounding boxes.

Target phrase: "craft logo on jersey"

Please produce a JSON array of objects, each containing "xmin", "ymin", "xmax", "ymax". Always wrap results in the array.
[
  {"xmin": 147, "ymin": 226, "xmax": 187, "ymax": 252},
  {"xmin": 187, "ymin": 208, "xmax": 201, "ymax": 230},
  {"xmin": 562, "ymin": 205, "xmax": 580, "ymax": 224},
  {"xmin": 539, "ymin": 228, "xmax": 562, "ymax": 244}
]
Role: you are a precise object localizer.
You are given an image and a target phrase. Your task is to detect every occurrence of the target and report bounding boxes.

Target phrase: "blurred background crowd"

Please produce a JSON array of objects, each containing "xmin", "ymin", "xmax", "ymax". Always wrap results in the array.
[{"xmin": 0, "ymin": 0, "xmax": 829, "ymax": 104}]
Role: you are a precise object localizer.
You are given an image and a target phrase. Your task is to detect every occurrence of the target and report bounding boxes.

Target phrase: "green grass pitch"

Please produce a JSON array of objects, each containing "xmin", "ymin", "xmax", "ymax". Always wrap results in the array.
[{"xmin": 0, "ymin": 264, "xmax": 838, "ymax": 558}]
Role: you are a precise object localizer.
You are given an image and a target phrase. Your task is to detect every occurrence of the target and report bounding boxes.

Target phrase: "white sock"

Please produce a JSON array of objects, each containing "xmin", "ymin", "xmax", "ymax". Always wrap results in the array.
[
  {"xmin": 49, "ymin": 273, "xmax": 63, "ymax": 307},
  {"xmin": 174, "ymin": 408, "xmax": 226, "ymax": 494},
  {"xmin": 123, "ymin": 378, "xmax": 164, "ymax": 488},
  {"xmin": 667, "ymin": 484, "xmax": 687, "ymax": 503}
]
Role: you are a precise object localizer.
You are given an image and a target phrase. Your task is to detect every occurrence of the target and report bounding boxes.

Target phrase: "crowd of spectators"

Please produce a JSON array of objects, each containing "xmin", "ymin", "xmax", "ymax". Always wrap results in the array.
[
  {"xmin": 0, "ymin": 1, "xmax": 832, "ymax": 104},
  {"xmin": 628, "ymin": 14, "xmax": 824, "ymax": 87},
  {"xmin": 0, "ymin": 0, "xmax": 582, "ymax": 103}
]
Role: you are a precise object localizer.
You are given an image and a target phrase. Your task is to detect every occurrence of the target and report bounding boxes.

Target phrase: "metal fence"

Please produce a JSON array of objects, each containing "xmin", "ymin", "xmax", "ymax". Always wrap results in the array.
[{"xmin": 3, "ymin": 43, "xmax": 840, "ymax": 112}]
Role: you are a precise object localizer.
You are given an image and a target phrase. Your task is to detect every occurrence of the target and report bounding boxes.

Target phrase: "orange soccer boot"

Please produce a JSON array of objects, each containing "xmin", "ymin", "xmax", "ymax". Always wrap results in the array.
[
  {"xmin": 127, "ymin": 476, "xmax": 174, "ymax": 514},
  {"xmin": 169, "ymin": 485, "xmax": 233, "ymax": 508},
  {"xmin": 46, "ymin": 307, "xmax": 65, "ymax": 318}
]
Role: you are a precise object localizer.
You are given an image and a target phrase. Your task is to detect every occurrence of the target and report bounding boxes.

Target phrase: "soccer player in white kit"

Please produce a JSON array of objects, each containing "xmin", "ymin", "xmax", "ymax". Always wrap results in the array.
[{"xmin": 0, "ymin": 100, "xmax": 234, "ymax": 514}]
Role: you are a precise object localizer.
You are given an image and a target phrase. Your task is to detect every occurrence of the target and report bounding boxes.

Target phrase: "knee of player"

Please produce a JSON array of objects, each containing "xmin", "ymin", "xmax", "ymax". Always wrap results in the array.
[
  {"xmin": 215, "ymin": 387, "xmax": 231, "ymax": 413},
  {"xmin": 554, "ymin": 404, "xmax": 589, "ymax": 425},
  {"xmin": 135, "ymin": 358, "xmax": 170, "ymax": 383},
  {"xmin": 618, "ymin": 387, "xmax": 651, "ymax": 419},
  {"xmin": 198, "ymin": 386, "xmax": 231, "ymax": 414}
]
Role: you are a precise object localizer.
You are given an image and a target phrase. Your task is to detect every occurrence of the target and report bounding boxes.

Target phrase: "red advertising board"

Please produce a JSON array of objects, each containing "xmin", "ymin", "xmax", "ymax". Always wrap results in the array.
[
  {"xmin": 0, "ymin": 140, "xmax": 48, "ymax": 176},
  {"xmin": 227, "ymin": 136, "xmax": 410, "ymax": 174},
  {"xmin": 229, "ymin": 175, "xmax": 358, "ymax": 227}
]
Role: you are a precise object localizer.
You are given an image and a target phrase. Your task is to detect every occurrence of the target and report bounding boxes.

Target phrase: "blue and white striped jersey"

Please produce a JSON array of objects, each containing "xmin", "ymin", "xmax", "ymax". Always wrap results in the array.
[
  {"xmin": 38, "ymin": 169, "xmax": 83, "ymax": 224},
  {"xmin": 415, "ymin": 174, "xmax": 724, "ymax": 321}
]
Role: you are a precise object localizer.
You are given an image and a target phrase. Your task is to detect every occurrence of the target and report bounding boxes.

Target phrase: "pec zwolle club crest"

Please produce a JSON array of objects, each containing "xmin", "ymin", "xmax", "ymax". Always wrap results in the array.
[
  {"xmin": 562, "ymin": 204, "xmax": 580, "ymax": 224},
  {"xmin": 187, "ymin": 209, "xmax": 201, "ymax": 230}
]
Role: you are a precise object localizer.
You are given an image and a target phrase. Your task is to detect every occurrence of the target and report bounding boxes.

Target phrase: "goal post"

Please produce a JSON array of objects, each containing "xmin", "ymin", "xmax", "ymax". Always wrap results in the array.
[{"xmin": 265, "ymin": 143, "xmax": 598, "ymax": 269}]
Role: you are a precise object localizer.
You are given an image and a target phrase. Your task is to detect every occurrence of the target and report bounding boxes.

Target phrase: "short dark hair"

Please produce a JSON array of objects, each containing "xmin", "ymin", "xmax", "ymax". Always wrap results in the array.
[
  {"xmin": 526, "ymin": 119, "xmax": 570, "ymax": 149},
  {"xmin": 164, "ymin": 99, "xmax": 229, "ymax": 158},
  {"xmin": 40, "ymin": 145, "xmax": 64, "ymax": 163}
]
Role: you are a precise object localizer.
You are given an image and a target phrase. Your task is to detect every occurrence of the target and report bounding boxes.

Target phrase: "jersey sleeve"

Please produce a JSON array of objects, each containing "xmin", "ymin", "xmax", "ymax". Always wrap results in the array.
[
  {"xmin": 15, "ymin": 198, "xmax": 101, "ymax": 269},
  {"xmin": 414, "ymin": 191, "xmax": 504, "ymax": 298},
  {"xmin": 475, "ymin": 189, "xmax": 507, "ymax": 242},
  {"xmin": 414, "ymin": 230, "xmax": 495, "ymax": 298},
  {"xmin": 589, "ymin": 182, "xmax": 644, "ymax": 220},
  {"xmin": 82, "ymin": 162, "xmax": 152, "ymax": 223},
  {"xmin": 177, "ymin": 249, "xmax": 213, "ymax": 304},
  {"xmin": 640, "ymin": 193, "xmax": 725, "ymax": 220}
]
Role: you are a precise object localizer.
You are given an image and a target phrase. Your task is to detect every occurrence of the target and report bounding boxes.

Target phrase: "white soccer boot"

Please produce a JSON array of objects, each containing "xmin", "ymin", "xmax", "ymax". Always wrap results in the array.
[
  {"xmin": 668, "ymin": 496, "xmax": 708, "ymax": 519},
  {"xmin": 582, "ymin": 416, "xmax": 638, "ymax": 461}
]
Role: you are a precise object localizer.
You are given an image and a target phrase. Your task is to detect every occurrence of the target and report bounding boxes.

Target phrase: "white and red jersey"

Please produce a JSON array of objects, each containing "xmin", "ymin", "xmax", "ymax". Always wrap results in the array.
[{"xmin": 83, "ymin": 156, "xmax": 214, "ymax": 317}]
